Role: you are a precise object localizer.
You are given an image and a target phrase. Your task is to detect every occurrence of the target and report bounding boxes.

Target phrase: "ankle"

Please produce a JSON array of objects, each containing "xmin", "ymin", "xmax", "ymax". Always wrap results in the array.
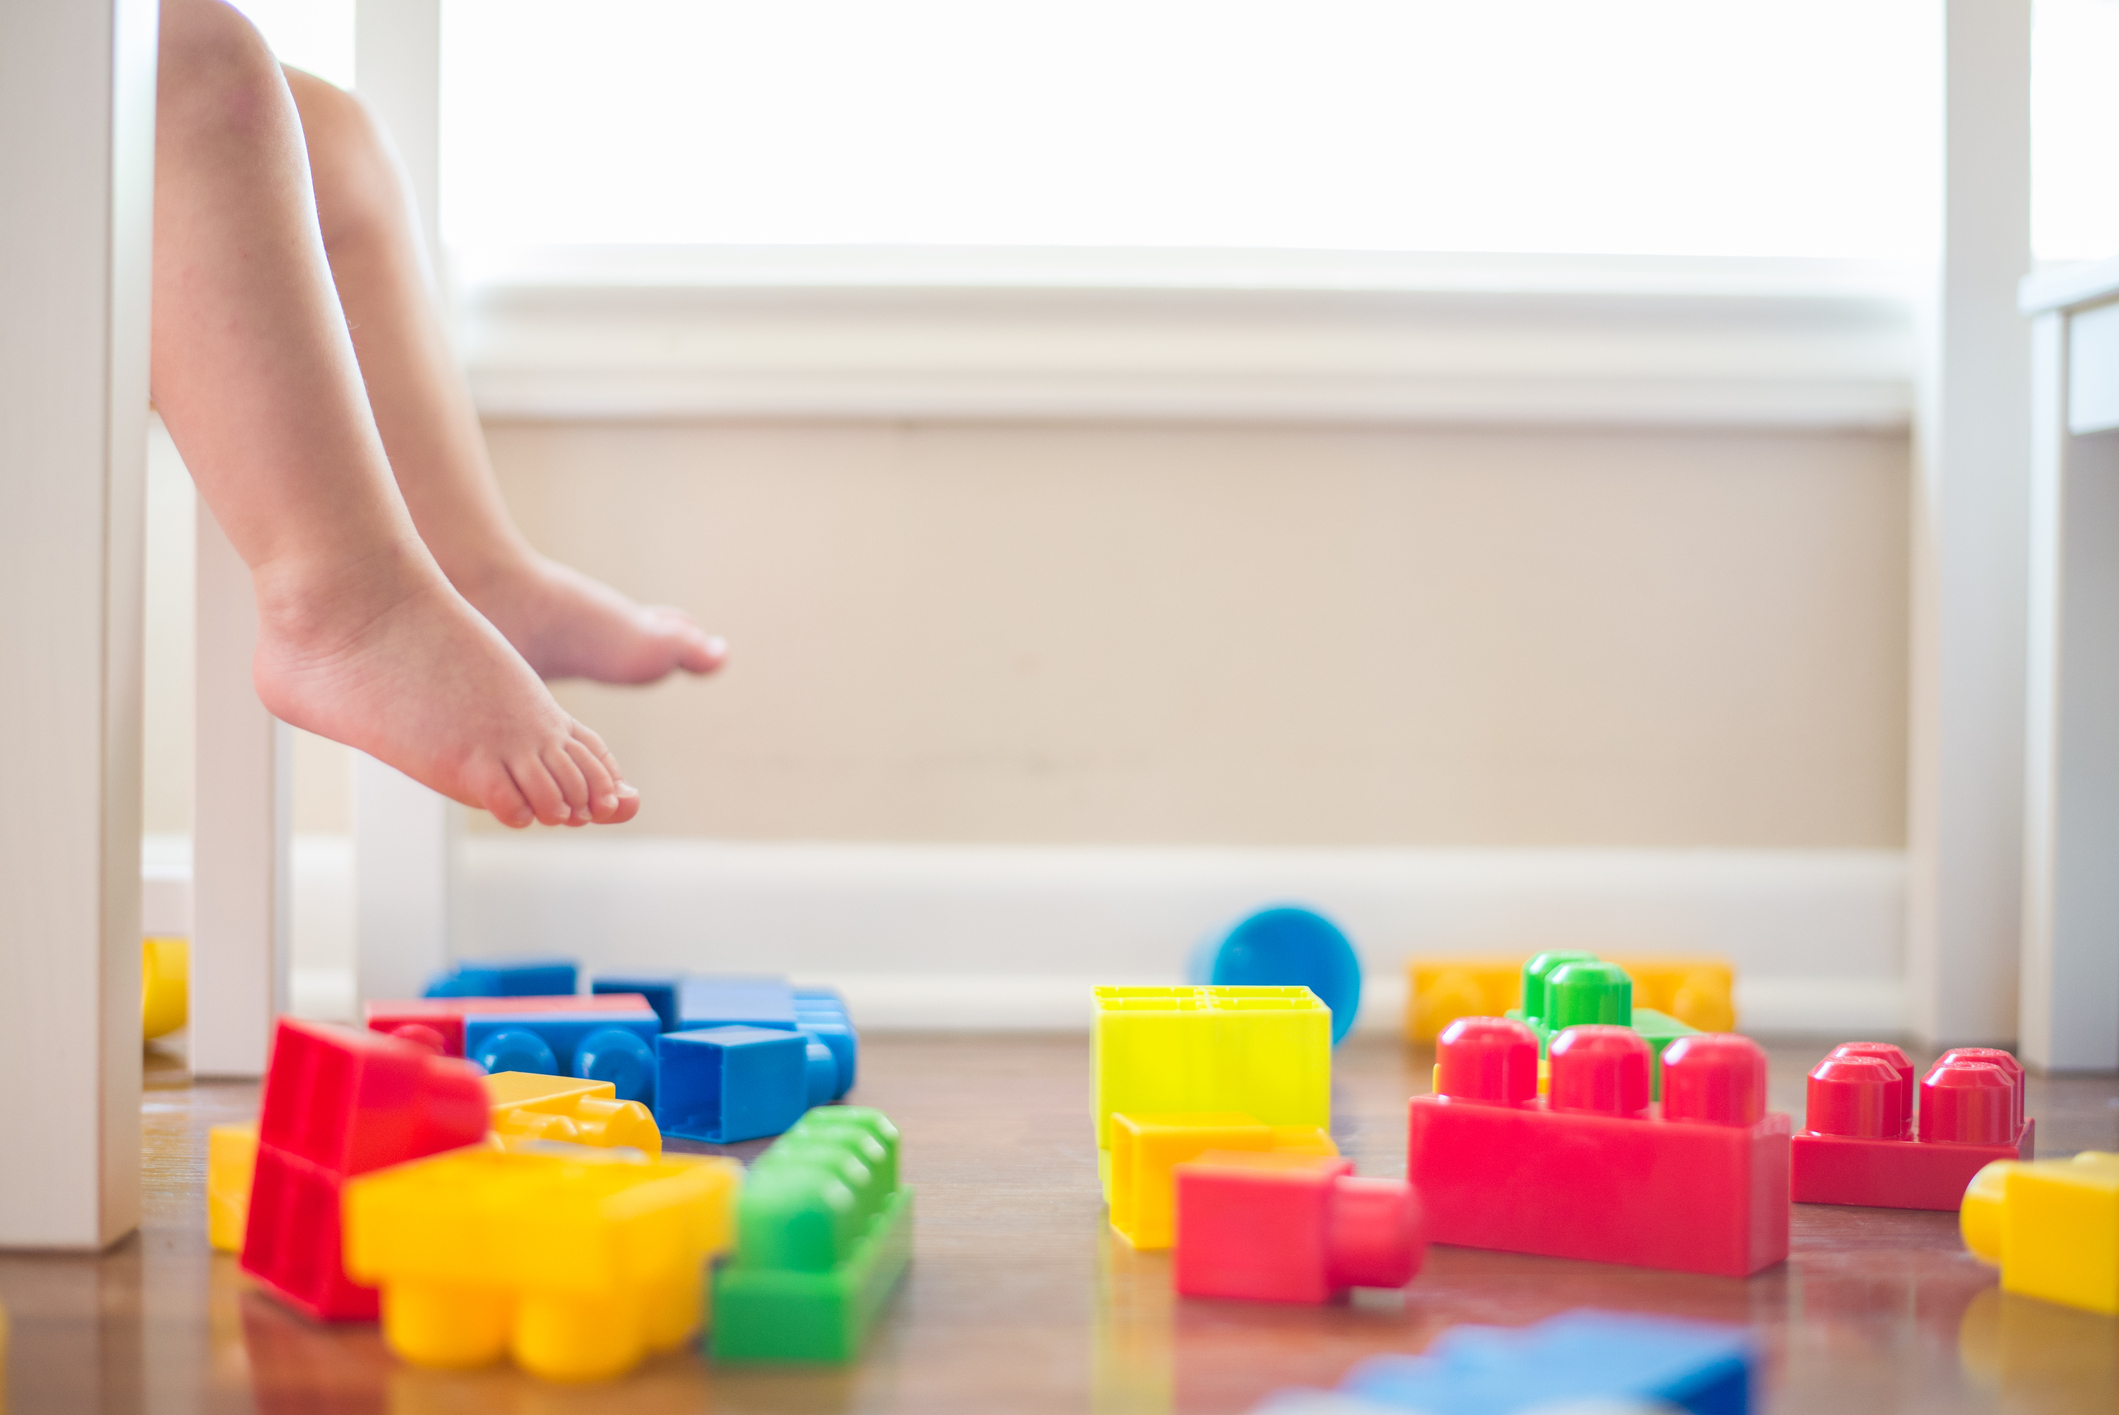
[{"xmin": 251, "ymin": 534, "xmax": 443, "ymax": 654}]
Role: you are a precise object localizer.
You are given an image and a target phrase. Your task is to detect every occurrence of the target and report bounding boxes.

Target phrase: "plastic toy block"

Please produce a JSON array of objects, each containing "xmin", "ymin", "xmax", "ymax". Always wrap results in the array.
[
  {"xmin": 241, "ymin": 1019, "xmax": 489, "ymax": 1321},
  {"xmin": 424, "ymin": 959, "xmax": 578, "ymax": 999},
  {"xmin": 1503, "ymin": 954, "xmax": 1700, "ymax": 1101},
  {"xmin": 365, "ymin": 993, "xmax": 653, "ymax": 1059},
  {"xmin": 486, "ymin": 1072, "xmax": 662, "ymax": 1160},
  {"xmin": 1108, "ymin": 1112, "xmax": 1337, "ymax": 1250},
  {"xmin": 595, "ymin": 973, "xmax": 861, "ymax": 1100},
  {"xmin": 1406, "ymin": 958, "xmax": 1523, "ymax": 1044},
  {"xmin": 463, "ymin": 1008, "xmax": 661, "ymax": 1105},
  {"xmin": 1188, "ymin": 905, "xmax": 1363, "ymax": 1045},
  {"xmin": 207, "ymin": 1121, "xmax": 258, "ymax": 1253},
  {"xmin": 1962, "ymin": 1152, "xmax": 2119, "ymax": 1316},
  {"xmin": 656, "ymin": 1026, "xmax": 814, "ymax": 1143},
  {"xmin": 343, "ymin": 1146, "xmax": 741, "ymax": 1381},
  {"xmin": 1173, "ymin": 1151, "xmax": 1421, "ymax": 1304},
  {"xmin": 679, "ymin": 974, "xmax": 798, "ymax": 1031},
  {"xmin": 1092, "ymin": 986, "xmax": 1332, "ymax": 1196},
  {"xmin": 1606, "ymin": 957, "xmax": 1737, "ymax": 1035},
  {"xmin": 142, "ymin": 936, "xmax": 188, "ymax": 1041},
  {"xmin": 1407, "ymin": 1020, "xmax": 1789, "ymax": 1277},
  {"xmin": 1792, "ymin": 1043, "xmax": 2034, "ymax": 1210},
  {"xmin": 592, "ymin": 971, "xmax": 682, "ymax": 1031},
  {"xmin": 710, "ymin": 1107, "xmax": 913, "ymax": 1362},
  {"xmin": 1328, "ymin": 1309, "xmax": 1755, "ymax": 1415},
  {"xmin": 793, "ymin": 987, "xmax": 859, "ymax": 1098}
]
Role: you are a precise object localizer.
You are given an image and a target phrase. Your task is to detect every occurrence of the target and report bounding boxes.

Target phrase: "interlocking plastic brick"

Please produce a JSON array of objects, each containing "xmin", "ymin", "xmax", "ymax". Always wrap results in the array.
[
  {"xmin": 365, "ymin": 992, "xmax": 654, "ymax": 1059},
  {"xmin": 711, "ymin": 1108, "xmax": 913, "ymax": 1362},
  {"xmin": 680, "ymin": 974, "xmax": 798, "ymax": 1031},
  {"xmin": 241, "ymin": 1019, "xmax": 489, "ymax": 1321},
  {"xmin": 1406, "ymin": 954, "xmax": 1734, "ymax": 1046},
  {"xmin": 486, "ymin": 1072, "xmax": 662, "ymax": 1159},
  {"xmin": 1962, "ymin": 1152, "xmax": 2119, "ymax": 1316},
  {"xmin": 1316, "ymin": 1309, "xmax": 1755, "ymax": 1415},
  {"xmin": 1792, "ymin": 1043, "xmax": 2034, "ymax": 1210},
  {"xmin": 424, "ymin": 959, "xmax": 578, "ymax": 999},
  {"xmin": 463, "ymin": 1008, "xmax": 662, "ymax": 1105},
  {"xmin": 1407, "ymin": 1020, "xmax": 1789, "ymax": 1277},
  {"xmin": 1505, "ymin": 954, "xmax": 1700, "ymax": 1101},
  {"xmin": 592, "ymin": 971, "xmax": 682, "ymax": 1032},
  {"xmin": 1173, "ymin": 1151, "xmax": 1422, "ymax": 1304},
  {"xmin": 343, "ymin": 1146, "xmax": 741, "ymax": 1381},
  {"xmin": 793, "ymin": 987, "xmax": 858, "ymax": 1098},
  {"xmin": 1188, "ymin": 906, "xmax": 1364, "ymax": 1045},
  {"xmin": 593, "ymin": 973, "xmax": 861, "ymax": 1101},
  {"xmin": 1093, "ymin": 986, "xmax": 1332, "ymax": 1198},
  {"xmin": 1108, "ymin": 1112, "xmax": 1337, "ymax": 1249},
  {"xmin": 207, "ymin": 1121, "xmax": 258, "ymax": 1253},
  {"xmin": 656, "ymin": 1026, "xmax": 813, "ymax": 1143}
]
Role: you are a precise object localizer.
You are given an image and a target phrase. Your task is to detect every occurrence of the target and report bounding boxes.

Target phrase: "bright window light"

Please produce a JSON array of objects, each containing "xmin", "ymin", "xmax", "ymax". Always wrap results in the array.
[
  {"xmin": 439, "ymin": 0, "xmax": 1938, "ymax": 260},
  {"xmin": 2033, "ymin": 0, "xmax": 2119, "ymax": 263},
  {"xmin": 227, "ymin": 0, "xmax": 355, "ymax": 91}
]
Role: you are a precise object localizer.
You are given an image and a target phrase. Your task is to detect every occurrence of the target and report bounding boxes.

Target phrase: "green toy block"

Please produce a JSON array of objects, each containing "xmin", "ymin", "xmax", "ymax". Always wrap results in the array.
[
  {"xmin": 1509, "ymin": 955, "xmax": 1701, "ymax": 1101},
  {"xmin": 709, "ymin": 1107, "xmax": 913, "ymax": 1363}
]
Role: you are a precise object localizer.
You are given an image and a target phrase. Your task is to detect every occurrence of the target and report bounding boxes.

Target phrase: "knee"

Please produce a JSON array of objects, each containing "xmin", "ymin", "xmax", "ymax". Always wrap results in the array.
[
  {"xmin": 284, "ymin": 71, "xmax": 411, "ymax": 253},
  {"xmin": 158, "ymin": 0, "xmax": 288, "ymax": 143}
]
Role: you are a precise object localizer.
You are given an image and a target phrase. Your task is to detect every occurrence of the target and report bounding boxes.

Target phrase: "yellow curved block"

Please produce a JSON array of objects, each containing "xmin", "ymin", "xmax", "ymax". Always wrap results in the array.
[
  {"xmin": 485, "ymin": 1072, "xmax": 662, "ymax": 1160},
  {"xmin": 207, "ymin": 1121, "xmax": 258, "ymax": 1253},
  {"xmin": 1961, "ymin": 1152, "xmax": 2119, "ymax": 1316},
  {"xmin": 343, "ymin": 1148, "xmax": 741, "ymax": 1382},
  {"xmin": 142, "ymin": 937, "xmax": 189, "ymax": 1041}
]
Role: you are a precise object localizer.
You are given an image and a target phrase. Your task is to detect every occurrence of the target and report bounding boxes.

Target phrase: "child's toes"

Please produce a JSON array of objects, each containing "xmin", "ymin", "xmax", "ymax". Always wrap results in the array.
[
  {"xmin": 649, "ymin": 609, "xmax": 726, "ymax": 674},
  {"xmin": 542, "ymin": 743, "xmax": 593, "ymax": 825},
  {"xmin": 565, "ymin": 738, "xmax": 621, "ymax": 822},
  {"xmin": 473, "ymin": 760, "xmax": 537, "ymax": 830},
  {"xmin": 508, "ymin": 756, "xmax": 572, "ymax": 827}
]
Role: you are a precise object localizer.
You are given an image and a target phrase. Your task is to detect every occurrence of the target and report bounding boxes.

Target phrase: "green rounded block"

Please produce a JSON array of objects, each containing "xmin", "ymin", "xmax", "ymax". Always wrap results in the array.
[
  {"xmin": 1519, "ymin": 951, "xmax": 1600, "ymax": 1026},
  {"xmin": 1546, "ymin": 961, "xmax": 1633, "ymax": 1030}
]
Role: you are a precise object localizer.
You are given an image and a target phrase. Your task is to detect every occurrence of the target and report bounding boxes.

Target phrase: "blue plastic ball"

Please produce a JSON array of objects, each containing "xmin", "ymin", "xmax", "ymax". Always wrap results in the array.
[{"xmin": 1192, "ymin": 904, "xmax": 1363, "ymax": 1045}]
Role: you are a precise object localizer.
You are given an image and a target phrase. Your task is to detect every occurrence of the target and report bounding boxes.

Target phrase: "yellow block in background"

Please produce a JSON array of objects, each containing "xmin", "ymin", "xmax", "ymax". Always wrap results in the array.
[
  {"xmin": 344, "ymin": 1148, "xmax": 741, "ymax": 1382},
  {"xmin": 207, "ymin": 1121, "xmax": 258, "ymax": 1253},
  {"xmin": 1108, "ymin": 1112, "xmax": 1337, "ymax": 1250},
  {"xmin": 1403, "ymin": 954, "xmax": 1736, "ymax": 1042},
  {"xmin": 142, "ymin": 937, "xmax": 188, "ymax": 1042},
  {"xmin": 485, "ymin": 1072, "xmax": 662, "ymax": 1160},
  {"xmin": 1963, "ymin": 1152, "xmax": 2119, "ymax": 1317}
]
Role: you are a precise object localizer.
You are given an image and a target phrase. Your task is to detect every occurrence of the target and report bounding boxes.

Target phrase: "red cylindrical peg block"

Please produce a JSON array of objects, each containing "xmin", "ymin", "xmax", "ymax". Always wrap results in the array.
[
  {"xmin": 1325, "ymin": 1176, "xmax": 1426, "ymax": 1289},
  {"xmin": 1934, "ymin": 1047, "xmax": 2024, "ymax": 1133},
  {"xmin": 1918, "ymin": 1059, "xmax": 2015, "ymax": 1145},
  {"xmin": 1825, "ymin": 1043, "xmax": 1914, "ymax": 1136},
  {"xmin": 1660, "ymin": 1034, "xmax": 1768, "ymax": 1126},
  {"xmin": 1805, "ymin": 1055, "xmax": 1905, "ymax": 1138},
  {"xmin": 1548, "ymin": 1026, "xmax": 1651, "ymax": 1118},
  {"xmin": 1435, "ymin": 1017, "xmax": 1540, "ymax": 1104}
]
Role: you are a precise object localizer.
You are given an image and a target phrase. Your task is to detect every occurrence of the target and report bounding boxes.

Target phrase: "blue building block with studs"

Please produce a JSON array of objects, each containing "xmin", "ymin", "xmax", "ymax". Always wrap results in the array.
[
  {"xmin": 794, "ymin": 988, "xmax": 858, "ymax": 1097},
  {"xmin": 596, "ymin": 972, "xmax": 860, "ymax": 1101},
  {"xmin": 591, "ymin": 971, "xmax": 683, "ymax": 1033},
  {"xmin": 1189, "ymin": 906, "xmax": 1364, "ymax": 1045},
  {"xmin": 423, "ymin": 958, "xmax": 578, "ymax": 999},
  {"xmin": 1270, "ymin": 1310, "xmax": 1753, "ymax": 1415},
  {"xmin": 462, "ymin": 1008, "xmax": 661, "ymax": 1105},
  {"xmin": 656, "ymin": 1026, "xmax": 814, "ymax": 1143}
]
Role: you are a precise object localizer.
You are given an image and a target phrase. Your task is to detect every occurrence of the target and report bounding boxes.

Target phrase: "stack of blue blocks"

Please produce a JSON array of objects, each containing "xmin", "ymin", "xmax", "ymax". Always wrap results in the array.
[{"xmin": 422, "ymin": 958, "xmax": 577, "ymax": 998}]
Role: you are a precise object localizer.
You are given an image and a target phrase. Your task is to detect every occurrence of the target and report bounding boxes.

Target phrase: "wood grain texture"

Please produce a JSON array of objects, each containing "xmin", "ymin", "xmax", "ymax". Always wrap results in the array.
[{"xmin": 1, "ymin": 1035, "xmax": 2114, "ymax": 1413}]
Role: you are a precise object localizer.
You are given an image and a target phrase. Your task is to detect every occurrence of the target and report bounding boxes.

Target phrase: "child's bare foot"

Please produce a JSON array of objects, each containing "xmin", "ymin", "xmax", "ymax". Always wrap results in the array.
[
  {"xmin": 455, "ymin": 554, "xmax": 729, "ymax": 685},
  {"xmin": 251, "ymin": 539, "xmax": 641, "ymax": 829}
]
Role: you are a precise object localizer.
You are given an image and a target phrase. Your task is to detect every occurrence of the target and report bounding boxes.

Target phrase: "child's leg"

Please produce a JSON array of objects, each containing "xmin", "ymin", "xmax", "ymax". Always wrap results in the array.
[
  {"xmin": 279, "ymin": 66, "xmax": 728, "ymax": 686},
  {"xmin": 152, "ymin": 0, "xmax": 634, "ymax": 828}
]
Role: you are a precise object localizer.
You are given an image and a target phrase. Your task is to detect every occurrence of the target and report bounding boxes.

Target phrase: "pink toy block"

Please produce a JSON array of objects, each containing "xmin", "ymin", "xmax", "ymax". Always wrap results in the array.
[
  {"xmin": 1173, "ymin": 1152, "xmax": 1423, "ymax": 1304},
  {"xmin": 1406, "ymin": 1019, "xmax": 1790, "ymax": 1278},
  {"xmin": 1791, "ymin": 1043, "xmax": 2033, "ymax": 1210},
  {"xmin": 241, "ymin": 1018, "xmax": 487, "ymax": 1321},
  {"xmin": 363, "ymin": 993, "xmax": 653, "ymax": 1058}
]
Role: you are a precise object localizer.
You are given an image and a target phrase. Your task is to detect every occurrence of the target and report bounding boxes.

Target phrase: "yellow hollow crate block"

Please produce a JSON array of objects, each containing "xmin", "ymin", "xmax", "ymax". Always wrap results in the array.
[
  {"xmin": 207, "ymin": 1121, "xmax": 257, "ymax": 1253},
  {"xmin": 343, "ymin": 1148, "xmax": 742, "ymax": 1382},
  {"xmin": 1093, "ymin": 987, "xmax": 1331, "ymax": 1199},
  {"xmin": 1962, "ymin": 1152, "xmax": 2119, "ymax": 1317},
  {"xmin": 1403, "ymin": 955, "xmax": 1737, "ymax": 1042},
  {"xmin": 1109, "ymin": 1112, "xmax": 1336, "ymax": 1249},
  {"xmin": 485, "ymin": 1072, "xmax": 662, "ymax": 1160}
]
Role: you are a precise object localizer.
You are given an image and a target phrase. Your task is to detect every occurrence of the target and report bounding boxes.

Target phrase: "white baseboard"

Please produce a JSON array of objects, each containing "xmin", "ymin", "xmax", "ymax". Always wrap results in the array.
[{"xmin": 150, "ymin": 835, "xmax": 1910, "ymax": 1037}]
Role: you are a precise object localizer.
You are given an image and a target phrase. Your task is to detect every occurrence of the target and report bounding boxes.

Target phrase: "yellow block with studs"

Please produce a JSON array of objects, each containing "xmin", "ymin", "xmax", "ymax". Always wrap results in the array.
[
  {"xmin": 1962, "ymin": 1152, "xmax": 2119, "ymax": 1316},
  {"xmin": 485, "ymin": 1072, "xmax": 661, "ymax": 1160}
]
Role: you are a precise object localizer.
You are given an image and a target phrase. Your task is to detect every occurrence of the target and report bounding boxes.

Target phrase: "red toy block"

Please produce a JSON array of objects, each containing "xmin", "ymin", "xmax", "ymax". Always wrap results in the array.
[
  {"xmin": 1173, "ymin": 1152, "xmax": 1424, "ymax": 1304},
  {"xmin": 1791, "ymin": 1043, "xmax": 2033, "ymax": 1210},
  {"xmin": 362, "ymin": 993, "xmax": 653, "ymax": 1059},
  {"xmin": 1406, "ymin": 1020, "xmax": 1790, "ymax": 1278},
  {"xmin": 241, "ymin": 1018, "xmax": 488, "ymax": 1321}
]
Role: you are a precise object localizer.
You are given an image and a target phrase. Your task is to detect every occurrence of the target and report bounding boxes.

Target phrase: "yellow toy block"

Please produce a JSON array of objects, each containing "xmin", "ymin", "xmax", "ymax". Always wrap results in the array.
[
  {"xmin": 1108, "ymin": 1112, "xmax": 1336, "ymax": 1250},
  {"xmin": 1404, "ymin": 954, "xmax": 1737, "ymax": 1042},
  {"xmin": 207, "ymin": 1121, "xmax": 258, "ymax": 1253},
  {"xmin": 1093, "ymin": 986, "xmax": 1331, "ymax": 1198},
  {"xmin": 1606, "ymin": 957, "xmax": 1737, "ymax": 1035},
  {"xmin": 1961, "ymin": 1152, "xmax": 2119, "ymax": 1316},
  {"xmin": 142, "ymin": 937, "xmax": 188, "ymax": 1042},
  {"xmin": 343, "ymin": 1147, "xmax": 742, "ymax": 1382},
  {"xmin": 485, "ymin": 1072, "xmax": 662, "ymax": 1160}
]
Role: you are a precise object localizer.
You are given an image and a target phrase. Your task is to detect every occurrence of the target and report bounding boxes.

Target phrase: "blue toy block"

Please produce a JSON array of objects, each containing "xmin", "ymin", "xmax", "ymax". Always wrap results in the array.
[
  {"xmin": 1188, "ymin": 906, "xmax": 1362, "ymax": 1045},
  {"xmin": 592, "ymin": 971, "xmax": 682, "ymax": 1032},
  {"xmin": 463, "ymin": 1009, "xmax": 661, "ymax": 1105},
  {"xmin": 795, "ymin": 1009, "xmax": 857, "ymax": 1098},
  {"xmin": 679, "ymin": 975, "xmax": 799, "ymax": 1031},
  {"xmin": 656, "ymin": 1026, "xmax": 812, "ymax": 1143},
  {"xmin": 423, "ymin": 959, "xmax": 578, "ymax": 999},
  {"xmin": 1315, "ymin": 1310, "xmax": 1753, "ymax": 1415}
]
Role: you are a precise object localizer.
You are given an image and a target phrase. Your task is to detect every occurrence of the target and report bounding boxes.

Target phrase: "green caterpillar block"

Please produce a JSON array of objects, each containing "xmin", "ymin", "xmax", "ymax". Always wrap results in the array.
[{"xmin": 709, "ymin": 1106, "xmax": 912, "ymax": 1363}]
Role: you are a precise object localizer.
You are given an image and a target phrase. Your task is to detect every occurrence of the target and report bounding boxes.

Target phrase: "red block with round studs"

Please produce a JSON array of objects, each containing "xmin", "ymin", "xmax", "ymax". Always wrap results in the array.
[
  {"xmin": 1791, "ymin": 1042, "xmax": 2034, "ymax": 1210},
  {"xmin": 361, "ymin": 993, "xmax": 655, "ymax": 1058},
  {"xmin": 1405, "ymin": 1019, "xmax": 1790, "ymax": 1277},
  {"xmin": 1172, "ymin": 1151, "xmax": 1425, "ymax": 1304}
]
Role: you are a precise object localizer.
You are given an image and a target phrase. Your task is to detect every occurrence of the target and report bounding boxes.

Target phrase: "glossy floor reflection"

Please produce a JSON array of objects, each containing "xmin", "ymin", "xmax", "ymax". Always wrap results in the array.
[{"xmin": 1, "ymin": 1034, "xmax": 2114, "ymax": 1414}]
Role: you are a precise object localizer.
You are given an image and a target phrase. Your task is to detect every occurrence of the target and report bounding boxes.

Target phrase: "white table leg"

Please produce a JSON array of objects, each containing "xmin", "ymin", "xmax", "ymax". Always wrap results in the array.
[{"xmin": 354, "ymin": 752, "xmax": 455, "ymax": 1004}]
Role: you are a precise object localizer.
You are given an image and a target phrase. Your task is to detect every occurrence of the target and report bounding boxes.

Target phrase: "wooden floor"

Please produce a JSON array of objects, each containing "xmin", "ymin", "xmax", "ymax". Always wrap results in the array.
[{"xmin": 3, "ymin": 1034, "xmax": 2117, "ymax": 1414}]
